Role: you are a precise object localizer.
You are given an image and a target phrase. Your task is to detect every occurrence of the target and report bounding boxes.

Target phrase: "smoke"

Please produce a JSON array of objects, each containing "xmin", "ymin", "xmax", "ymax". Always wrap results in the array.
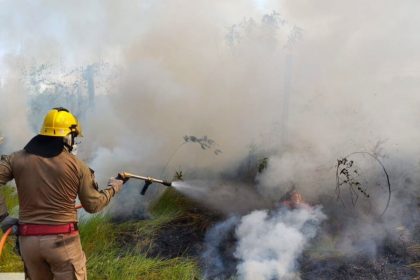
[
  {"xmin": 202, "ymin": 216, "xmax": 240, "ymax": 279},
  {"xmin": 0, "ymin": 58, "xmax": 32, "ymax": 152},
  {"xmin": 1, "ymin": 0, "xmax": 420, "ymax": 276},
  {"xmin": 235, "ymin": 206, "xmax": 326, "ymax": 280},
  {"xmin": 201, "ymin": 206, "xmax": 326, "ymax": 280},
  {"xmin": 3, "ymin": 1, "xmax": 420, "ymax": 176}
]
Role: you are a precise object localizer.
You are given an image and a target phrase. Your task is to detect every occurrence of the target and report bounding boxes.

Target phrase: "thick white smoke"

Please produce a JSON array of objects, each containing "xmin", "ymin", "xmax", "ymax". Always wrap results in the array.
[
  {"xmin": 202, "ymin": 216, "xmax": 240, "ymax": 279},
  {"xmin": 0, "ymin": 58, "xmax": 32, "ymax": 152},
  {"xmin": 234, "ymin": 206, "xmax": 326, "ymax": 280},
  {"xmin": 2, "ymin": 1, "xmax": 420, "ymax": 180},
  {"xmin": 201, "ymin": 207, "xmax": 326, "ymax": 280}
]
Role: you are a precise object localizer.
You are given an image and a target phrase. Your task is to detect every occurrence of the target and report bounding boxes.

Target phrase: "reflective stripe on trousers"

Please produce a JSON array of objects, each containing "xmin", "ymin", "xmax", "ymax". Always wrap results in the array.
[{"xmin": 19, "ymin": 232, "xmax": 86, "ymax": 280}]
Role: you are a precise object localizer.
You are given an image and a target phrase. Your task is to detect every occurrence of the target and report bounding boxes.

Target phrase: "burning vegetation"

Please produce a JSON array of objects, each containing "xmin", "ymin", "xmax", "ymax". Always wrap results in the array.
[{"xmin": 101, "ymin": 149, "xmax": 420, "ymax": 279}]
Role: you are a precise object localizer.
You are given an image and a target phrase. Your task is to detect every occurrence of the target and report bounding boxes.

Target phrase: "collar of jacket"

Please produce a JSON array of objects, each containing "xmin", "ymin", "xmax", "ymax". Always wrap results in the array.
[{"xmin": 24, "ymin": 135, "xmax": 65, "ymax": 158}]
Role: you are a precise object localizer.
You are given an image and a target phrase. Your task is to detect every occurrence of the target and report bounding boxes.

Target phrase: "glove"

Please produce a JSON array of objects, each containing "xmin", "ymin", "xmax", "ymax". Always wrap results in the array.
[
  {"xmin": 0, "ymin": 215, "xmax": 19, "ymax": 233},
  {"xmin": 116, "ymin": 172, "xmax": 130, "ymax": 183},
  {"xmin": 107, "ymin": 177, "xmax": 124, "ymax": 196}
]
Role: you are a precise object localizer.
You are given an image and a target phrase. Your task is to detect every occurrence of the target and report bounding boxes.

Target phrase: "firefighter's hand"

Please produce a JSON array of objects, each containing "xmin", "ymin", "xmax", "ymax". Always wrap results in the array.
[
  {"xmin": 116, "ymin": 173, "xmax": 130, "ymax": 183},
  {"xmin": 0, "ymin": 215, "xmax": 18, "ymax": 233},
  {"xmin": 107, "ymin": 177, "xmax": 124, "ymax": 196}
]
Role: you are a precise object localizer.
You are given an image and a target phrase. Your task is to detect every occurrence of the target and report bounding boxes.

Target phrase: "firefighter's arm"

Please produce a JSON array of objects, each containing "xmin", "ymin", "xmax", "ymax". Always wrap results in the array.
[
  {"xmin": 78, "ymin": 163, "xmax": 124, "ymax": 213},
  {"xmin": 0, "ymin": 155, "xmax": 13, "ymax": 220}
]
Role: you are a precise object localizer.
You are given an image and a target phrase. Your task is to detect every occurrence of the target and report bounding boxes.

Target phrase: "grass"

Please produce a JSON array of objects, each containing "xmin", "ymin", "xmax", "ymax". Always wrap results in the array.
[
  {"xmin": 0, "ymin": 185, "xmax": 23, "ymax": 272},
  {"xmin": 87, "ymin": 250, "xmax": 198, "ymax": 280},
  {"xmin": 0, "ymin": 185, "xmax": 201, "ymax": 279}
]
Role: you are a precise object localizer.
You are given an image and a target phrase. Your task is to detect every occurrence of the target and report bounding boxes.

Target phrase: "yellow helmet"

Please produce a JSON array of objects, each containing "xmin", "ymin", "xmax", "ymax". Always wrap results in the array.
[{"xmin": 39, "ymin": 107, "xmax": 82, "ymax": 137}]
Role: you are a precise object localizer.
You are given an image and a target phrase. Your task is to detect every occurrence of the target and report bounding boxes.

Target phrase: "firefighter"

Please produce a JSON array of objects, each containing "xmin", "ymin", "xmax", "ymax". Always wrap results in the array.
[{"xmin": 0, "ymin": 107, "xmax": 127, "ymax": 280}]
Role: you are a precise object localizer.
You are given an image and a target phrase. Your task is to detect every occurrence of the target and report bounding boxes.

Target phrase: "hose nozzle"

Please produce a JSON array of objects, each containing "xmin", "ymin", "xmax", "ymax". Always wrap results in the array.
[
  {"xmin": 120, "ymin": 172, "xmax": 172, "ymax": 195},
  {"xmin": 162, "ymin": 181, "xmax": 172, "ymax": 187}
]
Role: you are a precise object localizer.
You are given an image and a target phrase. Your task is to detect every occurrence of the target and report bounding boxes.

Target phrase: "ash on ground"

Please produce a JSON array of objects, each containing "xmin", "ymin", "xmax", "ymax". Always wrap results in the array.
[
  {"xmin": 115, "ymin": 191, "xmax": 222, "ymax": 260},
  {"xmin": 145, "ymin": 207, "xmax": 220, "ymax": 259},
  {"xmin": 300, "ymin": 239, "xmax": 418, "ymax": 280}
]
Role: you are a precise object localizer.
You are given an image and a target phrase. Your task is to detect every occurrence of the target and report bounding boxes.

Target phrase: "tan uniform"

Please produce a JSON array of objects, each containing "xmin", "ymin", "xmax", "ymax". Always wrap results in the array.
[{"xmin": 0, "ymin": 149, "xmax": 123, "ymax": 280}]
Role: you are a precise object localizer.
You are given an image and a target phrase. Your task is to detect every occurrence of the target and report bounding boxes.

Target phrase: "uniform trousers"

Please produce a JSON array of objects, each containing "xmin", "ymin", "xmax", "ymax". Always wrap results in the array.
[{"xmin": 19, "ymin": 232, "xmax": 86, "ymax": 280}]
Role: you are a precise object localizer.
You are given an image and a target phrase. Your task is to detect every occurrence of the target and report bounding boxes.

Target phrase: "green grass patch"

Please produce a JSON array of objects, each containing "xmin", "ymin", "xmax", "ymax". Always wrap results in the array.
[
  {"xmin": 0, "ymin": 185, "xmax": 19, "ymax": 216},
  {"xmin": 150, "ymin": 188, "xmax": 192, "ymax": 217},
  {"xmin": 81, "ymin": 189, "xmax": 202, "ymax": 279},
  {"xmin": 87, "ymin": 249, "xmax": 199, "ymax": 280},
  {"xmin": 0, "ymin": 234, "xmax": 24, "ymax": 272},
  {"xmin": 0, "ymin": 185, "xmax": 23, "ymax": 272}
]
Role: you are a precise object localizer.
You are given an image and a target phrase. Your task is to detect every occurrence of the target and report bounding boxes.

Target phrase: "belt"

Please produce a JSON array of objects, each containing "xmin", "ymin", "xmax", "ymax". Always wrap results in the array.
[{"xmin": 19, "ymin": 223, "xmax": 78, "ymax": 236}]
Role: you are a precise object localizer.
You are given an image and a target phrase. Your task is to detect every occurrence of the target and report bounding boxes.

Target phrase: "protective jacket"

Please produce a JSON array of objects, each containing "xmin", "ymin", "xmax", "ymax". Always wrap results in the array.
[{"xmin": 0, "ymin": 148, "xmax": 120, "ymax": 224}]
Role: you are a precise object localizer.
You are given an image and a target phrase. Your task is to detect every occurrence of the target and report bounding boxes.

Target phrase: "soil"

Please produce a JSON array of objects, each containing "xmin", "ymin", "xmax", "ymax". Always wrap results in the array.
[{"xmin": 300, "ymin": 241, "xmax": 418, "ymax": 280}]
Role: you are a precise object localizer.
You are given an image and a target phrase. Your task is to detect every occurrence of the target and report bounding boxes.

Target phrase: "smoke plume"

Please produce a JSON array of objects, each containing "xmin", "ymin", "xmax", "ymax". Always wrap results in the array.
[
  {"xmin": 234, "ymin": 206, "xmax": 326, "ymax": 280},
  {"xmin": 202, "ymin": 216, "xmax": 240, "ymax": 279}
]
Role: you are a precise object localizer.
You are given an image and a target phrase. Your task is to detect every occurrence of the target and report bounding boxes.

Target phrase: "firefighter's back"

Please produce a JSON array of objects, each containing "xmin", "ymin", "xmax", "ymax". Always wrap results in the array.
[{"xmin": 10, "ymin": 149, "xmax": 80, "ymax": 225}]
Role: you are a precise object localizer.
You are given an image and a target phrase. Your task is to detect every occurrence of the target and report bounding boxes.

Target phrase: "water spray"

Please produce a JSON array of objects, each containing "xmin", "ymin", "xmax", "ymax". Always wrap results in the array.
[{"xmin": 119, "ymin": 172, "xmax": 172, "ymax": 195}]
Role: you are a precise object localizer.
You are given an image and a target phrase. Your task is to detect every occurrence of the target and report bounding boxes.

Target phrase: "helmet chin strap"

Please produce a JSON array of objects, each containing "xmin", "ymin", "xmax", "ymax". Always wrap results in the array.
[{"xmin": 63, "ymin": 133, "xmax": 76, "ymax": 152}]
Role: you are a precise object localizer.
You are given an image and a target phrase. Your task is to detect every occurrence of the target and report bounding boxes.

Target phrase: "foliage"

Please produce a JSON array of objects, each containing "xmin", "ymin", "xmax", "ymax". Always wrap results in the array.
[
  {"xmin": 257, "ymin": 157, "xmax": 268, "ymax": 173},
  {"xmin": 183, "ymin": 135, "xmax": 222, "ymax": 155}
]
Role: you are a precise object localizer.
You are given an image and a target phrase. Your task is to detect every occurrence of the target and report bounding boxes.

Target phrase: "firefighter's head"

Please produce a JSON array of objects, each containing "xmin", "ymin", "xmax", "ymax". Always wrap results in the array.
[
  {"xmin": 39, "ymin": 107, "xmax": 82, "ymax": 152},
  {"xmin": 40, "ymin": 107, "xmax": 82, "ymax": 137}
]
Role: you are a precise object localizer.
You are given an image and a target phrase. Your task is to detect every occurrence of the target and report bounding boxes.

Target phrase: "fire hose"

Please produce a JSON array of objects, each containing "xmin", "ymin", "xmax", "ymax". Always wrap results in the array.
[
  {"xmin": 0, "ymin": 227, "xmax": 12, "ymax": 257},
  {"xmin": 0, "ymin": 172, "xmax": 172, "ymax": 257}
]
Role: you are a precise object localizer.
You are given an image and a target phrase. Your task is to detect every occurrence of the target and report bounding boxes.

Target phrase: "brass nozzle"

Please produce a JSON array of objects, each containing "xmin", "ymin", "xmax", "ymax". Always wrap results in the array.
[
  {"xmin": 121, "ymin": 171, "xmax": 172, "ymax": 187},
  {"xmin": 162, "ymin": 181, "xmax": 172, "ymax": 187}
]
